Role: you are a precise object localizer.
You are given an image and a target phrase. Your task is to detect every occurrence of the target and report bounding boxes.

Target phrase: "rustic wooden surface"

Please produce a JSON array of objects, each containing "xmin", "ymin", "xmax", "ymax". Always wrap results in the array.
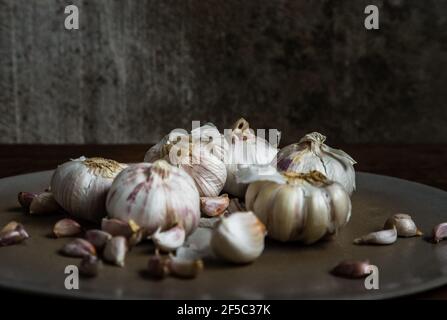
[
  {"xmin": 1, "ymin": 0, "xmax": 447, "ymax": 144},
  {"xmin": 0, "ymin": 144, "xmax": 446, "ymax": 299}
]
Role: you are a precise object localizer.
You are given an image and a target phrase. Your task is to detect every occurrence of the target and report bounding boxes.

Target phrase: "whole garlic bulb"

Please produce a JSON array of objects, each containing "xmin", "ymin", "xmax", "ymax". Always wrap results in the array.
[
  {"xmin": 144, "ymin": 124, "xmax": 227, "ymax": 197},
  {"xmin": 223, "ymin": 118, "xmax": 279, "ymax": 198},
  {"xmin": 245, "ymin": 170, "xmax": 351, "ymax": 244},
  {"xmin": 211, "ymin": 211, "xmax": 266, "ymax": 264},
  {"xmin": 276, "ymin": 132, "xmax": 356, "ymax": 195},
  {"xmin": 106, "ymin": 160, "xmax": 200, "ymax": 235},
  {"xmin": 50, "ymin": 157, "xmax": 127, "ymax": 222}
]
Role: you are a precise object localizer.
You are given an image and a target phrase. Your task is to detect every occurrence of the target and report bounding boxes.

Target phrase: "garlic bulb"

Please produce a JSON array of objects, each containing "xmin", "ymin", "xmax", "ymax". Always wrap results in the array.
[
  {"xmin": 223, "ymin": 118, "xmax": 279, "ymax": 198},
  {"xmin": 106, "ymin": 160, "xmax": 200, "ymax": 235},
  {"xmin": 144, "ymin": 124, "xmax": 227, "ymax": 197},
  {"xmin": 245, "ymin": 169, "xmax": 351, "ymax": 244},
  {"xmin": 50, "ymin": 157, "xmax": 126, "ymax": 222},
  {"xmin": 276, "ymin": 132, "xmax": 356, "ymax": 195},
  {"xmin": 211, "ymin": 211, "xmax": 266, "ymax": 264}
]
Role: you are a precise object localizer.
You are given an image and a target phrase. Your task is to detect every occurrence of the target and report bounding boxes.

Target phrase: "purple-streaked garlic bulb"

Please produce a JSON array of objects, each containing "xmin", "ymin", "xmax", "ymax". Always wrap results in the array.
[
  {"xmin": 106, "ymin": 160, "xmax": 200, "ymax": 235},
  {"xmin": 50, "ymin": 157, "xmax": 127, "ymax": 222}
]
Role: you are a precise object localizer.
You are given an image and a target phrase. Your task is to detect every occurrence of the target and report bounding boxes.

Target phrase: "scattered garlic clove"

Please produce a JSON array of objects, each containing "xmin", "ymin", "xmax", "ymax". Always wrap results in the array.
[
  {"xmin": 128, "ymin": 228, "xmax": 146, "ymax": 248},
  {"xmin": 200, "ymin": 194, "xmax": 230, "ymax": 217},
  {"xmin": 0, "ymin": 223, "xmax": 29, "ymax": 246},
  {"xmin": 384, "ymin": 213, "xmax": 422, "ymax": 237},
  {"xmin": 103, "ymin": 236, "xmax": 127, "ymax": 267},
  {"xmin": 353, "ymin": 227, "xmax": 397, "ymax": 245},
  {"xmin": 211, "ymin": 211, "xmax": 266, "ymax": 264},
  {"xmin": 79, "ymin": 255, "xmax": 103, "ymax": 277},
  {"xmin": 331, "ymin": 260, "xmax": 372, "ymax": 278},
  {"xmin": 17, "ymin": 192, "xmax": 37, "ymax": 212},
  {"xmin": 60, "ymin": 238, "xmax": 96, "ymax": 257},
  {"xmin": 101, "ymin": 218, "xmax": 134, "ymax": 238},
  {"xmin": 85, "ymin": 229, "xmax": 112, "ymax": 250},
  {"xmin": 432, "ymin": 223, "xmax": 447, "ymax": 243},
  {"xmin": 53, "ymin": 218, "xmax": 82, "ymax": 238},
  {"xmin": 152, "ymin": 225, "xmax": 186, "ymax": 252},
  {"xmin": 0, "ymin": 221, "xmax": 20, "ymax": 234},
  {"xmin": 29, "ymin": 192, "xmax": 62, "ymax": 215},
  {"xmin": 147, "ymin": 254, "xmax": 170, "ymax": 279},
  {"xmin": 168, "ymin": 256, "xmax": 204, "ymax": 279}
]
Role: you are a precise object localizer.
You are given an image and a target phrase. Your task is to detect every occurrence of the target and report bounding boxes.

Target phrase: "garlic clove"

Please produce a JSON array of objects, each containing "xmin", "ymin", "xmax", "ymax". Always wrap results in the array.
[
  {"xmin": 60, "ymin": 238, "xmax": 96, "ymax": 257},
  {"xmin": 79, "ymin": 255, "xmax": 103, "ymax": 277},
  {"xmin": 167, "ymin": 256, "xmax": 204, "ymax": 279},
  {"xmin": 0, "ymin": 223, "xmax": 29, "ymax": 246},
  {"xmin": 29, "ymin": 192, "xmax": 62, "ymax": 215},
  {"xmin": 17, "ymin": 192, "xmax": 37, "ymax": 212},
  {"xmin": 103, "ymin": 236, "xmax": 127, "ymax": 267},
  {"xmin": 128, "ymin": 228, "xmax": 146, "ymax": 248},
  {"xmin": 147, "ymin": 254, "xmax": 170, "ymax": 279},
  {"xmin": 0, "ymin": 221, "xmax": 20, "ymax": 234},
  {"xmin": 53, "ymin": 218, "xmax": 82, "ymax": 238},
  {"xmin": 152, "ymin": 225, "xmax": 186, "ymax": 252},
  {"xmin": 331, "ymin": 260, "xmax": 372, "ymax": 278},
  {"xmin": 85, "ymin": 229, "xmax": 112, "ymax": 250},
  {"xmin": 200, "ymin": 194, "xmax": 229, "ymax": 217},
  {"xmin": 211, "ymin": 211, "xmax": 266, "ymax": 264},
  {"xmin": 384, "ymin": 213, "xmax": 423, "ymax": 237},
  {"xmin": 432, "ymin": 222, "xmax": 447, "ymax": 243},
  {"xmin": 353, "ymin": 227, "xmax": 397, "ymax": 245},
  {"xmin": 101, "ymin": 218, "xmax": 134, "ymax": 238}
]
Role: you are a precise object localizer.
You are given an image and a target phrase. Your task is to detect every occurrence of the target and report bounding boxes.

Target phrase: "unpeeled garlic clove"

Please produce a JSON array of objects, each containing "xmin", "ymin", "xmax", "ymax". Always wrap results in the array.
[
  {"xmin": 147, "ymin": 254, "xmax": 170, "ymax": 279},
  {"xmin": 384, "ymin": 213, "xmax": 422, "ymax": 237},
  {"xmin": 0, "ymin": 223, "xmax": 29, "ymax": 246},
  {"xmin": 200, "ymin": 194, "xmax": 229, "ymax": 217},
  {"xmin": 60, "ymin": 238, "xmax": 96, "ymax": 257},
  {"xmin": 31, "ymin": 192, "xmax": 61, "ymax": 215},
  {"xmin": 53, "ymin": 218, "xmax": 82, "ymax": 238},
  {"xmin": 331, "ymin": 260, "xmax": 372, "ymax": 278},
  {"xmin": 17, "ymin": 192, "xmax": 37, "ymax": 212},
  {"xmin": 211, "ymin": 211, "xmax": 266, "ymax": 264},
  {"xmin": 0, "ymin": 221, "xmax": 20, "ymax": 234},
  {"xmin": 103, "ymin": 236, "xmax": 127, "ymax": 267},
  {"xmin": 85, "ymin": 229, "xmax": 112, "ymax": 250},
  {"xmin": 101, "ymin": 218, "xmax": 134, "ymax": 238},
  {"xmin": 79, "ymin": 255, "xmax": 103, "ymax": 277},
  {"xmin": 168, "ymin": 256, "xmax": 204, "ymax": 279},
  {"xmin": 353, "ymin": 227, "xmax": 397, "ymax": 245},
  {"xmin": 152, "ymin": 225, "xmax": 186, "ymax": 252},
  {"xmin": 432, "ymin": 223, "xmax": 447, "ymax": 243}
]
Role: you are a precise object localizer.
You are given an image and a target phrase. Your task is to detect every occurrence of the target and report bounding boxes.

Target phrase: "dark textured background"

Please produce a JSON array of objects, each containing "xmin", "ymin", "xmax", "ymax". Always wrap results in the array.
[{"xmin": 1, "ymin": 0, "xmax": 446, "ymax": 144}]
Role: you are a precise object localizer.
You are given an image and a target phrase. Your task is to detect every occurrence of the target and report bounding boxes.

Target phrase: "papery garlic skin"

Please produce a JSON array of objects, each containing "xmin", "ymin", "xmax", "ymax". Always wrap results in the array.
[
  {"xmin": 246, "ymin": 170, "xmax": 351, "ymax": 244},
  {"xmin": 211, "ymin": 211, "xmax": 266, "ymax": 264},
  {"xmin": 276, "ymin": 132, "xmax": 356, "ymax": 195},
  {"xmin": 144, "ymin": 124, "xmax": 227, "ymax": 197},
  {"xmin": 106, "ymin": 160, "xmax": 200, "ymax": 235},
  {"xmin": 223, "ymin": 118, "xmax": 279, "ymax": 198},
  {"xmin": 50, "ymin": 157, "xmax": 127, "ymax": 222}
]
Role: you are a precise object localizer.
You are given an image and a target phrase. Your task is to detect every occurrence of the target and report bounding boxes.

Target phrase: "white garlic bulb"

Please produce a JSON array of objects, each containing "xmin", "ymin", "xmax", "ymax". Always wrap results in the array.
[
  {"xmin": 50, "ymin": 157, "xmax": 127, "ymax": 222},
  {"xmin": 245, "ymin": 170, "xmax": 351, "ymax": 244},
  {"xmin": 106, "ymin": 160, "xmax": 200, "ymax": 235},
  {"xmin": 144, "ymin": 124, "xmax": 227, "ymax": 197},
  {"xmin": 223, "ymin": 118, "xmax": 279, "ymax": 198},
  {"xmin": 211, "ymin": 211, "xmax": 266, "ymax": 264},
  {"xmin": 276, "ymin": 132, "xmax": 356, "ymax": 195}
]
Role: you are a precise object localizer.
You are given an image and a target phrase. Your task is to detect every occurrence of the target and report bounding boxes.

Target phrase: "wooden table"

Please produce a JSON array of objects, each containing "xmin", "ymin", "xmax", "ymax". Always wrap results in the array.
[{"xmin": 1, "ymin": 144, "xmax": 446, "ymax": 299}]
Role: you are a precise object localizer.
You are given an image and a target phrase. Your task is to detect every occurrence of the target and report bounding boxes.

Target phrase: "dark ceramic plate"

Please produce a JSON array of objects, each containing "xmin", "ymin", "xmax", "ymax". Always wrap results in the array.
[{"xmin": 0, "ymin": 170, "xmax": 447, "ymax": 299}]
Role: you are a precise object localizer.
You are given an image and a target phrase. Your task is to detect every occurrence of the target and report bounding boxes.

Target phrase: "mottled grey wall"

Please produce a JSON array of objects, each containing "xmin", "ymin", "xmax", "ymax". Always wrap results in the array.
[{"xmin": 1, "ymin": 0, "xmax": 446, "ymax": 144}]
